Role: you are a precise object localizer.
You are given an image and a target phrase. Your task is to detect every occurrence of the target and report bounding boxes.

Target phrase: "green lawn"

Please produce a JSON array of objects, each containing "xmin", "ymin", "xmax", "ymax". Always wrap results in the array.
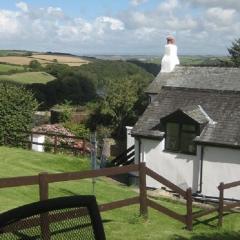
[
  {"xmin": 0, "ymin": 63, "xmax": 24, "ymax": 73},
  {"xmin": 0, "ymin": 71, "xmax": 56, "ymax": 84},
  {"xmin": 0, "ymin": 146, "xmax": 240, "ymax": 239}
]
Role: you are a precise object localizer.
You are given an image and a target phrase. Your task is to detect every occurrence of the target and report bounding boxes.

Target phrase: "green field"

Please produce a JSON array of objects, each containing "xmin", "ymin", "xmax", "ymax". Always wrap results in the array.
[
  {"xmin": 0, "ymin": 146, "xmax": 240, "ymax": 239},
  {"xmin": 0, "ymin": 71, "xmax": 56, "ymax": 84},
  {"xmin": 0, "ymin": 63, "xmax": 24, "ymax": 73},
  {"xmin": 148, "ymin": 56, "xmax": 231, "ymax": 66}
]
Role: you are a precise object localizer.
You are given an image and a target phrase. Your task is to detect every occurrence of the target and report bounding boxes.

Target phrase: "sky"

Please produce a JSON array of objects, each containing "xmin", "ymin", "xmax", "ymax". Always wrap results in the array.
[{"xmin": 0, "ymin": 0, "xmax": 239, "ymax": 55}]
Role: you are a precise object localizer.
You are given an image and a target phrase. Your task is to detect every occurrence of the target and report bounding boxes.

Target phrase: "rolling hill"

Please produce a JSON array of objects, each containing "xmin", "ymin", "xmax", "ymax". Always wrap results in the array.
[{"xmin": 0, "ymin": 72, "xmax": 56, "ymax": 84}]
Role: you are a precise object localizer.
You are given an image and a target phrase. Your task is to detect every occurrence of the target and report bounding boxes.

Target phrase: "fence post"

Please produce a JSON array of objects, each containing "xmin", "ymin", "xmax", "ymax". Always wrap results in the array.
[
  {"xmin": 218, "ymin": 182, "xmax": 224, "ymax": 227},
  {"xmin": 139, "ymin": 162, "xmax": 148, "ymax": 219},
  {"xmin": 54, "ymin": 135, "xmax": 57, "ymax": 154},
  {"xmin": 39, "ymin": 172, "xmax": 50, "ymax": 240},
  {"xmin": 186, "ymin": 188, "xmax": 193, "ymax": 231}
]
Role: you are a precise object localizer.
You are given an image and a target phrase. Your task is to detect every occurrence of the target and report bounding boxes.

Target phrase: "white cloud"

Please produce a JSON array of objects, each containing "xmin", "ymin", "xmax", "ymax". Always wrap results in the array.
[
  {"xmin": 96, "ymin": 17, "xmax": 125, "ymax": 31},
  {"xmin": 0, "ymin": 10, "xmax": 20, "ymax": 35},
  {"xmin": 166, "ymin": 16, "xmax": 198, "ymax": 30},
  {"xmin": 206, "ymin": 7, "xmax": 236, "ymax": 25},
  {"xmin": 0, "ymin": 1, "xmax": 239, "ymax": 55},
  {"xmin": 182, "ymin": 0, "xmax": 240, "ymax": 11},
  {"xmin": 130, "ymin": 0, "xmax": 148, "ymax": 6},
  {"xmin": 16, "ymin": 2, "xmax": 28, "ymax": 12},
  {"xmin": 47, "ymin": 7, "xmax": 64, "ymax": 18},
  {"xmin": 158, "ymin": 0, "xmax": 178, "ymax": 12}
]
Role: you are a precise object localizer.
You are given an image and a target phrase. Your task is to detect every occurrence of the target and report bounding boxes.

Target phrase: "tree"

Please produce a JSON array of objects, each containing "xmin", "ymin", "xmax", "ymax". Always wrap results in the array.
[
  {"xmin": 29, "ymin": 60, "xmax": 42, "ymax": 70},
  {"xmin": 228, "ymin": 38, "xmax": 240, "ymax": 67},
  {"xmin": 0, "ymin": 81, "xmax": 38, "ymax": 145},
  {"xmin": 45, "ymin": 71, "xmax": 96, "ymax": 106},
  {"xmin": 88, "ymin": 73, "xmax": 151, "ymax": 138}
]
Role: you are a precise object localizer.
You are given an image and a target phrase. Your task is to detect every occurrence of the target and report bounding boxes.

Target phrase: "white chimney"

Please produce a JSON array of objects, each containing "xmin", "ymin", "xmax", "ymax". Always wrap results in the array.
[{"xmin": 161, "ymin": 36, "xmax": 180, "ymax": 73}]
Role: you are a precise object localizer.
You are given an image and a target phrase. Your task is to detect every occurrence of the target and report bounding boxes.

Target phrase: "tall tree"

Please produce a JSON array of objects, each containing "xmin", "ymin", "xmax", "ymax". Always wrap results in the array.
[
  {"xmin": 88, "ymin": 73, "xmax": 151, "ymax": 138},
  {"xmin": 228, "ymin": 38, "xmax": 240, "ymax": 67}
]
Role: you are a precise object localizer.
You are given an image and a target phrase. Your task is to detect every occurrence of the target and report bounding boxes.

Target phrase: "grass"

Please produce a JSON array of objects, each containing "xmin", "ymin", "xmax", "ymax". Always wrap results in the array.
[
  {"xmin": 0, "ymin": 63, "xmax": 24, "ymax": 73},
  {"xmin": 0, "ymin": 146, "xmax": 240, "ymax": 239},
  {"xmin": 0, "ymin": 71, "xmax": 56, "ymax": 84}
]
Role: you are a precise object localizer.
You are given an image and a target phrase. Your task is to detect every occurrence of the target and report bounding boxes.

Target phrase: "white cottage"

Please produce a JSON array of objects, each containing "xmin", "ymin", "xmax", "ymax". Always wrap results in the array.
[{"xmin": 130, "ymin": 58, "xmax": 240, "ymax": 200}]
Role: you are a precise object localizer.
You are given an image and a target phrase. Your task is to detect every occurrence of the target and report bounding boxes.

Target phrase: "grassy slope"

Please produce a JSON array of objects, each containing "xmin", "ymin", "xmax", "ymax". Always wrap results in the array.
[
  {"xmin": 0, "ymin": 63, "xmax": 24, "ymax": 73},
  {"xmin": 0, "ymin": 72, "xmax": 56, "ymax": 84},
  {"xmin": 0, "ymin": 147, "xmax": 240, "ymax": 239}
]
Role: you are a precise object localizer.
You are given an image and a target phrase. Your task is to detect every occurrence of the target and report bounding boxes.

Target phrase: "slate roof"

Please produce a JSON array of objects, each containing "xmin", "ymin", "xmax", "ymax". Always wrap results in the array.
[
  {"xmin": 146, "ymin": 66, "xmax": 240, "ymax": 94},
  {"xmin": 162, "ymin": 105, "xmax": 211, "ymax": 125},
  {"xmin": 132, "ymin": 87, "xmax": 240, "ymax": 148}
]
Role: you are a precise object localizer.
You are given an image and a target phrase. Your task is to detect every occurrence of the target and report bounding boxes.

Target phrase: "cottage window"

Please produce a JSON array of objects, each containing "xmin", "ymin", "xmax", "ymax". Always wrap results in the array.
[{"xmin": 165, "ymin": 122, "xmax": 197, "ymax": 154}]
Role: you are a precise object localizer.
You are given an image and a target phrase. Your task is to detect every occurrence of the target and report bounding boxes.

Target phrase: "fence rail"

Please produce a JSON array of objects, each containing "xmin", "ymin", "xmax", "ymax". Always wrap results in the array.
[
  {"xmin": 145, "ymin": 167, "xmax": 186, "ymax": 198},
  {"xmin": 192, "ymin": 207, "xmax": 218, "ymax": 219},
  {"xmin": 0, "ymin": 162, "xmax": 238, "ymax": 231},
  {"xmin": 218, "ymin": 181, "xmax": 240, "ymax": 227},
  {"xmin": 3, "ymin": 131, "xmax": 90, "ymax": 155},
  {"xmin": 190, "ymin": 179, "xmax": 240, "ymax": 227},
  {"xmin": 0, "ymin": 163, "xmax": 194, "ymax": 230},
  {"xmin": 147, "ymin": 199, "xmax": 186, "ymax": 224}
]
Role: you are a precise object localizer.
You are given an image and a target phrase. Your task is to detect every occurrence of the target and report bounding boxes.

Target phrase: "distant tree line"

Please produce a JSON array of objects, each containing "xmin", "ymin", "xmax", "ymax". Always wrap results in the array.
[
  {"xmin": 25, "ymin": 60, "xmax": 154, "ymax": 138},
  {"xmin": 27, "ymin": 60, "xmax": 154, "ymax": 109},
  {"xmin": 127, "ymin": 60, "xmax": 160, "ymax": 76}
]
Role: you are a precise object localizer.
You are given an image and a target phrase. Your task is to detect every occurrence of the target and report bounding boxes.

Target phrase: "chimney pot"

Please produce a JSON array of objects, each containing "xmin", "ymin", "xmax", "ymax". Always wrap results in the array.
[{"xmin": 161, "ymin": 36, "xmax": 180, "ymax": 73}]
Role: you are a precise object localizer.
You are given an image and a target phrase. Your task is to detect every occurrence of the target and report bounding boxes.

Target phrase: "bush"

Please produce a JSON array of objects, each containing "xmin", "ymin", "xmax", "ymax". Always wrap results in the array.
[
  {"xmin": 29, "ymin": 60, "xmax": 42, "ymax": 70},
  {"xmin": 51, "ymin": 102, "xmax": 73, "ymax": 123},
  {"xmin": 64, "ymin": 122, "xmax": 90, "ymax": 139},
  {"xmin": 0, "ymin": 81, "xmax": 38, "ymax": 145}
]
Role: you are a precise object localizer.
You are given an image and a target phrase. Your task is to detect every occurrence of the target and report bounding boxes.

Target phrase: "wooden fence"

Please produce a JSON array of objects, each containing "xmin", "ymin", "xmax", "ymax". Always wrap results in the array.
[
  {"xmin": 0, "ymin": 163, "xmax": 195, "ymax": 231},
  {"xmin": 0, "ymin": 163, "xmax": 238, "ymax": 231},
  {"xmin": 3, "ymin": 131, "xmax": 89, "ymax": 155},
  {"xmin": 218, "ymin": 180, "xmax": 240, "ymax": 227},
  {"xmin": 191, "ymin": 180, "xmax": 240, "ymax": 227}
]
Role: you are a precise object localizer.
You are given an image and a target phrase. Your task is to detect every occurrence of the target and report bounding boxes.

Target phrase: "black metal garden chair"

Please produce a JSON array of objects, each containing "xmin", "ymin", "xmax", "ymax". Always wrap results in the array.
[{"xmin": 0, "ymin": 196, "xmax": 106, "ymax": 240}]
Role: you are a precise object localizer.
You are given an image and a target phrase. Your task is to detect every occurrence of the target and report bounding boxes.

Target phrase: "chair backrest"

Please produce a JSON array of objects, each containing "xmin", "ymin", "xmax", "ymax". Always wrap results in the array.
[{"xmin": 0, "ymin": 195, "xmax": 106, "ymax": 240}]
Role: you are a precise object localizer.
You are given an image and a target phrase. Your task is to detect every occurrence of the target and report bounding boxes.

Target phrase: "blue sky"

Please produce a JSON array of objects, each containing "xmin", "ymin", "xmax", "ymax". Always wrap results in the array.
[
  {"xmin": 0, "ymin": 0, "xmax": 239, "ymax": 55},
  {"xmin": 1, "ymin": 0, "xmax": 159, "ymax": 19}
]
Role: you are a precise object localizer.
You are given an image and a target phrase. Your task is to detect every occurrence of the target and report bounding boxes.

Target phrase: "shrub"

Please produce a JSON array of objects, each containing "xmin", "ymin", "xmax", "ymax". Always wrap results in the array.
[
  {"xmin": 64, "ymin": 122, "xmax": 90, "ymax": 139},
  {"xmin": 29, "ymin": 60, "xmax": 42, "ymax": 70},
  {"xmin": 51, "ymin": 102, "xmax": 73, "ymax": 123},
  {"xmin": 0, "ymin": 81, "xmax": 38, "ymax": 145}
]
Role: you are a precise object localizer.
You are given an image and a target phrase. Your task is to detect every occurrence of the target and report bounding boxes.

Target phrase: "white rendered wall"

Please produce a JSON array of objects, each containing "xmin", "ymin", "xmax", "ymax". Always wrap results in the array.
[
  {"xmin": 202, "ymin": 146, "xmax": 240, "ymax": 199},
  {"xmin": 140, "ymin": 138, "xmax": 201, "ymax": 192}
]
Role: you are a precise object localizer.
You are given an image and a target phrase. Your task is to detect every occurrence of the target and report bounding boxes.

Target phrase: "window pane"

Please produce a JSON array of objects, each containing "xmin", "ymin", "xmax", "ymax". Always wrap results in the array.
[
  {"xmin": 180, "ymin": 132, "xmax": 196, "ymax": 154},
  {"xmin": 166, "ymin": 123, "xmax": 180, "ymax": 151},
  {"xmin": 182, "ymin": 124, "xmax": 196, "ymax": 132}
]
